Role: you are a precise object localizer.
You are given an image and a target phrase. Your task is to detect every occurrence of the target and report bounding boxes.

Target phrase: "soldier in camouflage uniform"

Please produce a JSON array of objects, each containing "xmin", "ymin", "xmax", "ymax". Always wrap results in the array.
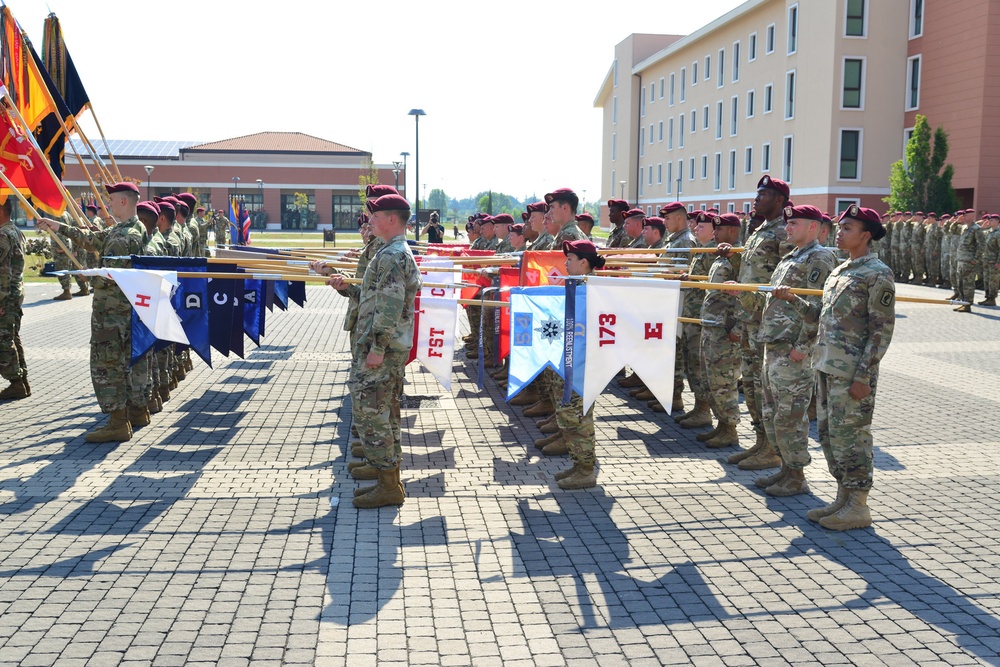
[
  {"xmin": 84, "ymin": 204, "xmax": 104, "ymax": 282},
  {"xmin": 805, "ymin": 205, "xmax": 895, "ymax": 531},
  {"xmin": 719, "ymin": 175, "xmax": 794, "ymax": 470},
  {"xmin": 38, "ymin": 183, "xmax": 148, "ymax": 442},
  {"xmin": 508, "ymin": 204, "xmax": 552, "ymax": 413},
  {"xmin": 880, "ymin": 216, "xmax": 893, "ymax": 271},
  {"xmin": 897, "ymin": 212, "xmax": 913, "ymax": 282},
  {"xmin": 213, "ymin": 209, "xmax": 229, "ymax": 250},
  {"xmin": 948, "ymin": 213, "xmax": 964, "ymax": 294},
  {"xmin": 465, "ymin": 214, "xmax": 499, "ymax": 364},
  {"xmin": 0, "ymin": 199, "xmax": 28, "ymax": 400},
  {"xmin": 911, "ymin": 212, "xmax": 927, "ymax": 284},
  {"xmin": 615, "ymin": 209, "xmax": 653, "ymax": 394},
  {"xmin": 136, "ymin": 201, "xmax": 167, "ymax": 418},
  {"xmin": 494, "ymin": 214, "xmax": 515, "ymax": 254},
  {"xmin": 328, "ymin": 193, "xmax": 421, "ymax": 509},
  {"xmin": 52, "ymin": 211, "xmax": 89, "ymax": 300},
  {"xmin": 177, "ymin": 193, "xmax": 202, "ymax": 257},
  {"xmin": 606, "ymin": 199, "xmax": 630, "ymax": 248},
  {"xmin": 754, "ymin": 205, "xmax": 837, "ymax": 496},
  {"xmin": 940, "ymin": 214, "xmax": 954, "ymax": 288},
  {"xmin": 698, "ymin": 213, "xmax": 742, "ymax": 448},
  {"xmin": 924, "ymin": 213, "xmax": 942, "ymax": 287},
  {"xmin": 149, "ymin": 200, "xmax": 181, "ymax": 406},
  {"xmin": 954, "ymin": 209, "xmax": 986, "ymax": 312},
  {"xmin": 980, "ymin": 214, "xmax": 1000, "ymax": 306},
  {"xmin": 194, "ymin": 206, "xmax": 213, "ymax": 257}
]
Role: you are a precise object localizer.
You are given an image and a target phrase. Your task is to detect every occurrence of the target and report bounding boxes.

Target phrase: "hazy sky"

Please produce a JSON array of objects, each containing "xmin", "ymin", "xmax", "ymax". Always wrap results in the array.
[{"xmin": 10, "ymin": 0, "xmax": 745, "ymax": 203}]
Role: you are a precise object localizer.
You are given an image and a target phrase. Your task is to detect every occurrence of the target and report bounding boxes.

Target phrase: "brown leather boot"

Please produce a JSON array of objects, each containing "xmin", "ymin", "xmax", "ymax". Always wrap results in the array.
[
  {"xmin": 670, "ymin": 391, "xmax": 684, "ymax": 413},
  {"xmin": 536, "ymin": 414, "xmax": 557, "ymax": 430},
  {"xmin": 705, "ymin": 422, "xmax": 739, "ymax": 449},
  {"xmin": 953, "ymin": 304, "xmax": 972, "ymax": 313},
  {"xmin": 355, "ymin": 465, "xmax": 403, "ymax": 498},
  {"xmin": 618, "ymin": 373, "xmax": 644, "ymax": 388},
  {"xmin": 541, "ymin": 437, "xmax": 569, "ymax": 456},
  {"xmin": 628, "ymin": 386, "xmax": 648, "ymax": 397},
  {"xmin": 509, "ymin": 389, "xmax": 538, "ymax": 407},
  {"xmin": 52, "ymin": 288, "xmax": 72, "ymax": 301},
  {"xmin": 347, "ymin": 460, "xmax": 367, "ymax": 472},
  {"xmin": 148, "ymin": 396, "xmax": 162, "ymax": 415},
  {"xmin": 128, "ymin": 405, "xmax": 151, "ymax": 429},
  {"xmin": 679, "ymin": 399, "xmax": 713, "ymax": 428},
  {"xmin": 351, "ymin": 445, "xmax": 365, "ymax": 457},
  {"xmin": 534, "ymin": 431, "xmax": 563, "ymax": 450},
  {"xmin": 158, "ymin": 385, "xmax": 170, "ymax": 403},
  {"xmin": 353, "ymin": 468, "xmax": 405, "ymax": 509},
  {"xmin": 766, "ymin": 468, "xmax": 809, "ymax": 497},
  {"xmin": 523, "ymin": 400, "xmax": 555, "ymax": 418},
  {"xmin": 738, "ymin": 437, "xmax": 781, "ymax": 470},
  {"xmin": 634, "ymin": 388, "xmax": 655, "ymax": 401},
  {"xmin": 350, "ymin": 464, "xmax": 379, "ymax": 480},
  {"xmin": 696, "ymin": 423, "xmax": 723, "ymax": 442},
  {"xmin": 0, "ymin": 379, "xmax": 29, "ymax": 401},
  {"xmin": 557, "ymin": 464, "xmax": 597, "ymax": 490},
  {"xmin": 755, "ymin": 464, "xmax": 789, "ymax": 489},
  {"xmin": 554, "ymin": 463, "xmax": 580, "ymax": 481},
  {"xmin": 819, "ymin": 489, "xmax": 871, "ymax": 530},
  {"xmin": 807, "ymin": 485, "xmax": 850, "ymax": 522},
  {"xmin": 727, "ymin": 430, "xmax": 765, "ymax": 463},
  {"xmin": 85, "ymin": 409, "xmax": 132, "ymax": 443},
  {"xmin": 648, "ymin": 400, "xmax": 666, "ymax": 413},
  {"xmin": 350, "ymin": 424, "xmax": 359, "ymax": 438},
  {"xmin": 73, "ymin": 283, "xmax": 90, "ymax": 296},
  {"xmin": 538, "ymin": 418, "xmax": 559, "ymax": 435}
]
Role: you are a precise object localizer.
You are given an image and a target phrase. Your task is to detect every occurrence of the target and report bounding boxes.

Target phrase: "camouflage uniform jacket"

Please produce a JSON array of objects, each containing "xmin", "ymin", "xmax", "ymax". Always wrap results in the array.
[
  {"xmin": 811, "ymin": 253, "xmax": 895, "ymax": 385},
  {"xmin": 702, "ymin": 252, "xmax": 742, "ymax": 334},
  {"xmin": 163, "ymin": 226, "xmax": 184, "ymax": 257},
  {"xmin": 553, "ymin": 221, "xmax": 587, "ymax": 247},
  {"xmin": 186, "ymin": 219, "xmax": 202, "ymax": 257},
  {"xmin": 757, "ymin": 241, "xmax": 837, "ymax": 354},
  {"xmin": 985, "ymin": 227, "xmax": 1000, "ymax": 266},
  {"xmin": 341, "ymin": 236, "xmax": 384, "ymax": 333},
  {"xmin": 61, "ymin": 216, "xmax": 147, "ymax": 290},
  {"xmin": 171, "ymin": 221, "xmax": 191, "ymax": 256},
  {"xmin": 530, "ymin": 232, "xmax": 555, "ymax": 251},
  {"xmin": 0, "ymin": 220, "xmax": 25, "ymax": 306},
  {"xmin": 957, "ymin": 222, "xmax": 986, "ymax": 264},
  {"xmin": 736, "ymin": 216, "xmax": 793, "ymax": 322},
  {"xmin": 495, "ymin": 238, "xmax": 514, "ymax": 254},
  {"xmin": 354, "ymin": 234, "xmax": 422, "ymax": 357},
  {"xmin": 144, "ymin": 230, "xmax": 168, "ymax": 256},
  {"xmin": 681, "ymin": 240, "xmax": 715, "ymax": 318},
  {"xmin": 607, "ymin": 225, "xmax": 629, "ymax": 248},
  {"xmin": 628, "ymin": 235, "xmax": 648, "ymax": 249}
]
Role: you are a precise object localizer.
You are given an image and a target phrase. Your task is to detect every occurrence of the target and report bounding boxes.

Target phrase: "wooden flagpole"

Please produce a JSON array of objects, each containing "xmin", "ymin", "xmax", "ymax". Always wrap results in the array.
[
  {"xmin": 0, "ymin": 169, "xmax": 84, "ymax": 269},
  {"xmin": 85, "ymin": 107, "xmax": 123, "ymax": 181}
]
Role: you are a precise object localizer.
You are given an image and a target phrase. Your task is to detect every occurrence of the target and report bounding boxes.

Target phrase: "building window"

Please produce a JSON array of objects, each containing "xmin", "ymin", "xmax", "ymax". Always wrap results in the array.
[
  {"xmin": 281, "ymin": 192, "xmax": 316, "ymax": 229},
  {"xmin": 835, "ymin": 198, "xmax": 861, "ymax": 214},
  {"xmin": 716, "ymin": 101, "xmax": 723, "ymax": 139},
  {"xmin": 689, "ymin": 157, "xmax": 696, "ymax": 180},
  {"xmin": 745, "ymin": 146, "xmax": 753, "ymax": 174},
  {"xmin": 717, "ymin": 48, "xmax": 725, "ymax": 87},
  {"xmin": 332, "ymin": 194, "xmax": 361, "ymax": 229},
  {"xmin": 766, "ymin": 23, "xmax": 776, "ymax": 54},
  {"xmin": 762, "ymin": 142, "xmax": 771, "ymax": 172},
  {"xmin": 680, "ymin": 68, "xmax": 687, "ymax": 102},
  {"xmin": 651, "ymin": 85, "xmax": 656, "ymax": 103},
  {"xmin": 693, "ymin": 61, "xmax": 699, "ymax": 85},
  {"xmin": 641, "ymin": 88, "xmax": 646, "ymax": 117},
  {"xmin": 660, "ymin": 77, "xmax": 665, "ymax": 100},
  {"xmin": 639, "ymin": 177, "xmax": 644, "ymax": 196},
  {"xmin": 649, "ymin": 165, "xmax": 654, "ymax": 186},
  {"xmin": 749, "ymin": 32, "xmax": 757, "ymax": 61},
  {"xmin": 839, "ymin": 129, "xmax": 862, "ymax": 180},
  {"xmin": 785, "ymin": 70, "xmax": 796, "ymax": 119},
  {"xmin": 910, "ymin": 0, "xmax": 923, "ymax": 38},
  {"xmin": 703, "ymin": 105, "xmax": 710, "ymax": 129},
  {"xmin": 788, "ymin": 4, "xmax": 799, "ymax": 55},
  {"xmin": 640, "ymin": 127, "xmax": 645, "ymax": 157},
  {"xmin": 714, "ymin": 153, "xmax": 722, "ymax": 191},
  {"xmin": 613, "ymin": 59, "xmax": 618, "ymax": 87},
  {"xmin": 783, "ymin": 135, "xmax": 793, "ymax": 182},
  {"xmin": 846, "ymin": 0, "xmax": 866, "ymax": 37},
  {"xmin": 903, "ymin": 127, "xmax": 915, "ymax": 167},
  {"xmin": 843, "ymin": 58, "xmax": 864, "ymax": 109},
  {"xmin": 612, "ymin": 95, "xmax": 618, "ymax": 124},
  {"xmin": 669, "ymin": 74, "xmax": 675, "ymax": 105},
  {"xmin": 702, "ymin": 154, "xmax": 708, "ymax": 179},
  {"xmin": 728, "ymin": 150, "xmax": 737, "ymax": 189},
  {"xmin": 657, "ymin": 163, "xmax": 662, "ymax": 185},
  {"xmin": 731, "ymin": 96, "xmax": 739, "ymax": 136},
  {"xmin": 691, "ymin": 109, "xmax": 697, "ymax": 133},
  {"xmin": 679, "ymin": 114, "xmax": 686, "ymax": 148},
  {"xmin": 677, "ymin": 160, "xmax": 684, "ymax": 191},
  {"xmin": 705, "ymin": 54, "xmax": 711, "ymax": 80},
  {"xmin": 649, "ymin": 124, "xmax": 653, "ymax": 144},
  {"xmin": 764, "ymin": 84, "xmax": 773, "ymax": 113},
  {"xmin": 610, "ymin": 169, "xmax": 616, "ymax": 195},
  {"xmin": 666, "ymin": 162, "xmax": 673, "ymax": 192},
  {"xmin": 658, "ymin": 120, "xmax": 664, "ymax": 142},
  {"xmin": 906, "ymin": 55, "xmax": 921, "ymax": 110},
  {"xmin": 747, "ymin": 89, "xmax": 755, "ymax": 117},
  {"xmin": 611, "ymin": 133, "xmax": 616, "ymax": 161},
  {"xmin": 733, "ymin": 41, "xmax": 741, "ymax": 82},
  {"xmin": 668, "ymin": 118, "xmax": 674, "ymax": 150}
]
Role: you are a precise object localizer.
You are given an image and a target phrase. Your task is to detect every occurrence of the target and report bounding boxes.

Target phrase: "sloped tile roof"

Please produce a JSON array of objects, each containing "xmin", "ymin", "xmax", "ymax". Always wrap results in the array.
[{"xmin": 183, "ymin": 132, "xmax": 366, "ymax": 154}]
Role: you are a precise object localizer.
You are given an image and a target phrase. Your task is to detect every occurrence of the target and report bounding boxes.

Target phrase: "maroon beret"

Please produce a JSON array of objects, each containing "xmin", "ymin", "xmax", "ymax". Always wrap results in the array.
[
  {"xmin": 526, "ymin": 202, "xmax": 548, "ymax": 214},
  {"xmin": 965, "ymin": 208, "xmax": 975, "ymax": 214},
  {"xmin": 706, "ymin": 207, "xmax": 720, "ymax": 214},
  {"xmin": 783, "ymin": 204, "xmax": 824, "ymax": 222},
  {"xmin": 176, "ymin": 193, "xmax": 198, "ymax": 208},
  {"xmin": 468, "ymin": 215, "xmax": 476, "ymax": 223},
  {"xmin": 106, "ymin": 181, "xmax": 139, "ymax": 195},
  {"xmin": 575, "ymin": 213, "xmax": 595, "ymax": 225},
  {"xmin": 562, "ymin": 239, "xmax": 598, "ymax": 256},
  {"xmin": 838, "ymin": 204, "xmax": 885, "ymax": 240},
  {"xmin": 196, "ymin": 205, "xmax": 206, "ymax": 212},
  {"xmin": 915, "ymin": 211, "xmax": 924, "ymax": 216},
  {"xmin": 544, "ymin": 188, "xmax": 578, "ymax": 205},
  {"xmin": 368, "ymin": 194, "xmax": 410, "ymax": 213},
  {"xmin": 479, "ymin": 215, "xmax": 495, "ymax": 225},
  {"xmin": 991, "ymin": 214, "xmax": 1000, "ymax": 220},
  {"xmin": 687, "ymin": 211, "xmax": 700, "ymax": 220},
  {"xmin": 156, "ymin": 199, "xmax": 175, "ymax": 214},
  {"xmin": 85, "ymin": 203, "xmax": 99, "ymax": 212},
  {"xmin": 356, "ymin": 213, "xmax": 369, "ymax": 227},
  {"xmin": 941, "ymin": 214, "xmax": 952, "ymax": 220},
  {"xmin": 137, "ymin": 200, "xmax": 160, "ymax": 217},
  {"xmin": 757, "ymin": 174, "xmax": 790, "ymax": 199},
  {"xmin": 717, "ymin": 213, "xmax": 741, "ymax": 227},
  {"xmin": 926, "ymin": 212, "xmax": 937, "ymax": 218},
  {"xmin": 509, "ymin": 223, "xmax": 525, "ymax": 235},
  {"xmin": 623, "ymin": 208, "xmax": 645, "ymax": 219},
  {"xmin": 366, "ymin": 184, "xmax": 398, "ymax": 198},
  {"xmin": 904, "ymin": 211, "xmax": 912, "ymax": 216},
  {"xmin": 492, "ymin": 213, "xmax": 514, "ymax": 226},
  {"xmin": 695, "ymin": 211, "xmax": 720, "ymax": 225},
  {"xmin": 466, "ymin": 221, "xmax": 475, "ymax": 231},
  {"xmin": 643, "ymin": 217, "xmax": 666, "ymax": 233},
  {"xmin": 474, "ymin": 212, "xmax": 490, "ymax": 220},
  {"xmin": 659, "ymin": 201, "xmax": 685, "ymax": 215},
  {"xmin": 607, "ymin": 199, "xmax": 630, "ymax": 211},
  {"xmin": 521, "ymin": 212, "xmax": 529, "ymax": 222}
]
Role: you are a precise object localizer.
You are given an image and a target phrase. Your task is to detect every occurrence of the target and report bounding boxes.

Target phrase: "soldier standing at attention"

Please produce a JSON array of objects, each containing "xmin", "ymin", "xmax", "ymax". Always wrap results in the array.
[
  {"xmin": 213, "ymin": 209, "xmax": 229, "ymax": 250},
  {"xmin": 911, "ymin": 212, "xmax": 927, "ymax": 284},
  {"xmin": 622, "ymin": 209, "xmax": 647, "ymax": 248},
  {"xmin": 605, "ymin": 199, "xmax": 630, "ymax": 248},
  {"xmin": 327, "ymin": 194, "xmax": 421, "ymax": 509},
  {"xmin": 802, "ymin": 205, "xmax": 894, "ymax": 530},
  {"xmin": 980, "ymin": 214, "xmax": 1000, "ymax": 306},
  {"xmin": 754, "ymin": 205, "xmax": 837, "ymax": 496},
  {"xmin": 0, "ymin": 198, "xmax": 28, "ymax": 400},
  {"xmin": 37, "ymin": 183, "xmax": 148, "ymax": 442},
  {"xmin": 954, "ymin": 209, "xmax": 986, "ymax": 312},
  {"xmin": 924, "ymin": 213, "xmax": 942, "ymax": 287}
]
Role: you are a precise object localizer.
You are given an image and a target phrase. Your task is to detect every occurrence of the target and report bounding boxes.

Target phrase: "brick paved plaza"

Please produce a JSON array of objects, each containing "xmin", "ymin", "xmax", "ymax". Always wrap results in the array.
[{"xmin": 0, "ymin": 281, "xmax": 998, "ymax": 666}]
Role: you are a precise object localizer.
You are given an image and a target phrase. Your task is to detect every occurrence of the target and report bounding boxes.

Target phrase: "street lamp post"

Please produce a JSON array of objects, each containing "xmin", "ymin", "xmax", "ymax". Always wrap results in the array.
[
  {"xmin": 144, "ymin": 165, "xmax": 154, "ymax": 199},
  {"xmin": 619, "ymin": 180, "xmax": 626, "ymax": 200},
  {"xmin": 407, "ymin": 109, "xmax": 425, "ymax": 240},
  {"xmin": 399, "ymin": 152, "xmax": 409, "ymax": 198},
  {"xmin": 392, "ymin": 161, "xmax": 402, "ymax": 192},
  {"xmin": 676, "ymin": 177, "xmax": 682, "ymax": 196}
]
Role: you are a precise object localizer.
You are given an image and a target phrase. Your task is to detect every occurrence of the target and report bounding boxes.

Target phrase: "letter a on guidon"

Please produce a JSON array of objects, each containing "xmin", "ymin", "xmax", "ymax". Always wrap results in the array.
[{"xmin": 583, "ymin": 276, "xmax": 680, "ymax": 412}]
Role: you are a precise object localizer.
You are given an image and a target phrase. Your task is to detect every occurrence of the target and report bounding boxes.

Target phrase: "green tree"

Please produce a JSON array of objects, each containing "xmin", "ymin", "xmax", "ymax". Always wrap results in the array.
[
  {"xmin": 357, "ymin": 156, "xmax": 380, "ymax": 206},
  {"xmin": 427, "ymin": 188, "xmax": 448, "ymax": 213},
  {"xmin": 885, "ymin": 115, "xmax": 959, "ymax": 214},
  {"xmin": 475, "ymin": 191, "xmax": 519, "ymax": 216}
]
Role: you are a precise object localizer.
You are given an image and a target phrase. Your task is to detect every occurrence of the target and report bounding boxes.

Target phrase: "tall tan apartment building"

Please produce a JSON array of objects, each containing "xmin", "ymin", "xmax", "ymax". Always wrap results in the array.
[{"xmin": 595, "ymin": 0, "xmax": 996, "ymax": 223}]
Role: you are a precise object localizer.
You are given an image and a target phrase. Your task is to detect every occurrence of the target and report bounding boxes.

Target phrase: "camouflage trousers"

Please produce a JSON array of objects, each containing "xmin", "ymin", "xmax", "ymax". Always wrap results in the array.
[
  {"xmin": 700, "ymin": 326, "xmax": 740, "ymax": 424},
  {"xmin": 761, "ymin": 342, "xmax": 814, "ymax": 469},
  {"xmin": 547, "ymin": 374, "xmax": 596, "ymax": 466},
  {"xmin": 925, "ymin": 250, "xmax": 941, "ymax": 284},
  {"xmin": 816, "ymin": 371, "xmax": 879, "ymax": 490},
  {"xmin": 55, "ymin": 251, "xmax": 86, "ymax": 291},
  {"xmin": 956, "ymin": 262, "xmax": 979, "ymax": 305},
  {"xmin": 0, "ymin": 306, "xmax": 26, "ymax": 382},
  {"xmin": 740, "ymin": 322, "xmax": 765, "ymax": 433},
  {"xmin": 680, "ymin": 322, "xmax": 710, "ymax": 401},
  {"xmin": 987, "ymin": 263, "xmax": 1000, "ymax": 299},
  {"xmin": 911, "ymin": 249, "xmax": 925, "ymax": 283},
  {"xmin": 950, "ymin": 256, "xmax": 960, "ymax": 291},
  {"xmin": 156, "ymin": 348, "xmax": 173, "ymax": 388},
  {"xmin": 350, "ymin": 350, "xmax": 406, "ymax": 470},
  {"xmin": 90, "ymin": 287, "xmax": 139, "ymax": 413}
]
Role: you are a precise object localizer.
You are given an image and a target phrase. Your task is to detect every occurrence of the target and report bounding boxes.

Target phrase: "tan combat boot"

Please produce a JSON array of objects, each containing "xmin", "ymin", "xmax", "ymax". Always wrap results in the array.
[
  {"xmin": 557, "ymin": 463, "xmax": 597, "ymax": 490},
  {"xmin": 158, "ymin": 385, "xmax": 170, "ymax": 403},
  {"xmin": 509, "ymin": 388, "xmax": 538, "ymax": 407},
  {"xmin": 953, "ymin": 304, "xmax": 972, "ymax": 313},
  {"xmin": 806, "ymin": 485, "xmax": 850, "ymax": 522},
  {"xmin": 554, "ymin": 463, "xmax": 580, "ymax": 481},
  {"xmin": 696, "ymin": 423, "xmax": 723, "ymax": 442},
  {"xmin": 634, "ymin": 388, "xmax": 655, "ymax": 401},
  {"xmin": 618, "ymin": 373, "xmax": 644, "ymax": 388},
  {"xmin": 148, "ymin": 395, "xmax": 162, "ymax": 415},
  {"xmin": 350, "ymin": 424, "xmax": 359, "ymax": 438},
  {"xmin": 73, "ymin": 283, "xmax": 90, "ymax": 297},
  {"xmin": 738, "ymin": 437, "xmax": 781, "ymax": 470},
  {"xmin": 648, "ymin": 400, "xmax": 666, "ymax": 413},
  {"xmin": 353, "ymin": 468, "xmax": 405, "ymax": 509},
  {"xmin": 679, "ymin": 399, "xmax": 713, "ymax": 429},
  {"xmin": 350, "ymin": 464, "xmax": 379, "ymax": 480},
  {"xmin": 523, "ymin": 399, "xmax": 555, "ymax": 418},
  {"xmin": 534, "ymin": 431, "xmax": 563, "ymax": 450},
  {"xmin": 52, "ymin": 288, "xmax": 72, "ymax": 301},
  {"xmin": 541, "ymin": 437, "xmax": 569, "ymax": 456},
  {"xmin": 355, "ymin": 465, "xmax": 403, "ymax": 498},
  {"xmin": 670, "ymin": 391, "xmax": 685, "ymax": 413},
  {"xmin": 351, "ymin": 445, "xmax": 365, "ymax": 457},
  {"xmin": 128, "ymin": 405, "xmax": 151, "ymax": 429},
  {"xmin": 85, "ymin": 409, "xmax": 132, "ymax": 443},
  {"xmin": 347, "ymin": 460, "xmax": 367, "ymax": 471},
  {"xmin": 727, "ymin": 430, "xmax": 765, "ymax": 464},
  {"xmin": 755, "ymin": 464, "xmax": 789, "ymax": 489},
  {"xmin": 536, "ymin": 413, "xmax": 557, "ymax": 430},
  {"xmin": 705, "ymin": 422, "xmax": 739, "ymax": 449},
  {"xmin": 765, "ymin": 468, "xmax": 809, "ymax": 497},
  {"xmin": 819, "ymin": 489, "xmax": 871, "ymax": 530},
  {"xmin": 0, "ymin": 379, "xmax": 29, "ymax": 401},
  {"xmin": 538, "ymin": 418, "xmax": 559, "ymax": 435}
]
